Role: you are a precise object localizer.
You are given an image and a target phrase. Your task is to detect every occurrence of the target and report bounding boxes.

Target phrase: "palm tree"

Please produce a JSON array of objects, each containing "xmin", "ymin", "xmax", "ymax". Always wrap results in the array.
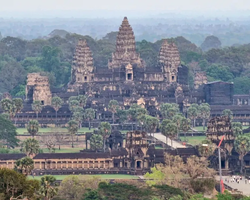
[
  {"xmin": 77, "ymin": 95, "xmax": 88, "ymax": 107},
  {"xmin": 84, "ymin": 108, "xmax": 95, "ymax": 130},
  {"xmin": 0, "ymin": 98, "xmax": 13, "ymax": 114},
  {"xmin": 90, "ymin": 134, "xmax": 103, "ymax": 152},
  {"xmin": 20, "ymin": 138, "xmax": 40, "ymax": 157},
  {"xmin": 27, "ymin": 120, "xmax": 39, "ymax": 138},
  {"xmin": 69, "ymin": 100, "xmax": 80, "ymax": 112},
  {"xmin": 99, "ymin": 122, "xmax": 111, "ymax": 152},
  {"xmin": 0, "ymin": 98, "xmax": 16, "ymax": 120},
  {"xmin": 135, "ymin": 108, "xmax": 147, "ymax": 130},
  {"xmin": 160, "ymin": 121, "xmax": 177, "ymax": 148},
  {"xmin": 108, "ymin": 100, "xmax": 119, "ymax": 124},
  {"xmin": 116, "ymin": 109, "xmax": 127, "ymax": 130},
  {"xmin": 32, "ymin": 100, "xmax": 43, "ymax": 119},
  {"xmin": 51, "ymin": 96, "xmax": 63, "ymax": 126},
  {"xmin": 67, "ymin": 120, "xmax": 79, "ymax": 148},
  {"xmin": 222, "ymin": 109, "xmax": 233, "ymax": 121},
  {"xmin": 234, "ymin": 135, "xmax": 250, "ymax": 174},
  {"xmin": 173, "ymin": 114, "xmax": 184, "ymax": 140},
  {"xmin": 13, "ymin": 98, "xmax": 23, "ymax": 125},
  {"xmin": 145, "ymin": 115, "xmax": 159, "ymax": 139},
  {"xmin": 180, "ymin": 118, "xmax": 191, "ymax": 141},
  {"xmin": 187, "ymin": 106, "xmax": 198, "ymax": 128},
  {"xmin": 232, "ymin": 122, "xmax": 243, "ymax": 136},
  {"xmin": 199, "ymin": 103, "xmax": 210, "ymax": 130},
  {"xmin": 40, "ymin": 176, "xmax": 58, "ymax": 200},
  {"xmin": 159, "ymin": 103, "xmax": 179, "ymax": 119},
  {"xmin": 160, "ymin": 119, "xmax": 172, "ymax": 145},
  {"xmin": 14, "ymin": 157, "xmax": 34, "ymax": 176}
]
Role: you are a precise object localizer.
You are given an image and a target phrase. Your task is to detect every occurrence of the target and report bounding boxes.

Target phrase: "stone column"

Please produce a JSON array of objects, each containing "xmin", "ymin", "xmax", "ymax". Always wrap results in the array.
[
  {"xmin": 66, "ymin": 161, "xmax": 68, "ymax": 169},
  {"xmin": 40, "ymin": 162, "xmax": 42, "ymax": 169},
  {"xmin": 56, "ymin": 161, "xmax": 58, "ymax": 169}
]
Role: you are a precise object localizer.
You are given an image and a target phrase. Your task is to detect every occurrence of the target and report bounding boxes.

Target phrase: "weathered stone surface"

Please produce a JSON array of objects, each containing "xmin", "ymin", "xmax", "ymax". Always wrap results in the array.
[
  {"xmin": 71, "ymin": 39, "xmax": 94, "ymax": 84},
  {"xmin": 158, "ymin": 40, "xmax": 181, "ymax": 83},
  {"xmin": 194, "ymin": 72, "xmax": 208, "ymax": 89},
  {"xmin": 108, "ymin": 17, "xmax": 143, "ymax": 69},
  {"xmin": 26, "ymin": 73, "xmax": 52, "ymax": 105}
]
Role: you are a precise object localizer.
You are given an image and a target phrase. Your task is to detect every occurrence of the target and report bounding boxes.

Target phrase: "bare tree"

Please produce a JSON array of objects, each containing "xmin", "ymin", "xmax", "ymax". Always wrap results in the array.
[
  {"xmin": 54, "ymin": 132, "xmax": 65, "ymax": 150},
  {"xmin": 40, "ymin": 134, "xmax": 56, "ymax": 153}
]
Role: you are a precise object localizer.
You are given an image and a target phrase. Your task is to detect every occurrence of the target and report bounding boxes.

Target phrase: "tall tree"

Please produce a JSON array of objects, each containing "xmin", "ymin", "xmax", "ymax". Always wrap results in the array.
[
  {"xmin": 232, "ymin": 122, "xmax": 243, "ymax": 136},
  {"xmin": 27, "ymin": 120, "xmax": 39, "ymax": 138},
  {"xmin": 73, "ymin": 108, "xmax": 84, "ymax": 129},
  {"xmin": 187, "ymin": 106, "xmax": 198, "ymax": 128},
  {"xmin": 40, "ymin": 175, "xmax": 58, "ymax": 200},
  {"xmin": 51, "ymin": 96, "xmax": 63, "ymax": 126},
  {"xmin": 14, "ymin": 157, "xmax": 34, "ymax": 176},
  {"xmin": 0, "ymin": 98, "xmax": 16, "ymax": 119},
  {"xmin": 0, "ymin": 115, "xmax": 18, "ymax": 148},
  {"xmin": 0, "ymin": 168, "xmax": 40, "ymax": 200},
  {"xmin": 116, "ymin": 109, "xmax": 127, "ymax": 130},
  {"xmin": 108, "ymin": 100, "xmax": 119, "ymax": 124},
  {"xmin": 135, "ymin": 108, "xmax": 148, "ymax": 130},
  {"xmin": 145, "ymin": 115, "xmax": 159, "ymax": 138},
  {"xmin": 84, "ymin": 108, "xmax": 95, "ymax": 130},
  {"xmin": 222, "ymin": 109, "xmax": 233, "ymax": 121},
  {"xmin": 69, "ymin": 100, "xmax": 80, "ymax": 112},
  {"xmin": 180, "ymin": 118, "xmax": 191, "ymax": 141},
  {"xmin": 12, "ymin": 98, "xmax": 23, "ymax": 124},
  {"xmin": 20, "ymin": 138, "xmax": 40, "ymax": 157},
  {"xmin": 90, "ymin": 134, "xmax": 103, "ymax": 152},
  {"xmin": 99, "ymin": 122, "xmax": 111, "ymax": 152},
  {"xmin": 173, "ymin": 114, "xmax": 184, "ymax": 140},
  {"xmin": 160, "ymin": 120, "xmax": 178, "ymax": 147},
  {"xmin": 32, "ymin": 100, "xmax": 43, "ymax": 119},
  {"xmin": 234, "ymin": 135, "xmax": 250, "ymax": 174},
  {"xmin": 199, "ymin": 103, "xmax": 210, "ymax": 130},
  {"xmin": 159, "ymin": 103, "xmax": 179, "ymax": 119},
  {"xmin": 77, "ymin": 95, "xmax": 88, "ymax": 108},
  {"xmin": 67, "ymin": 120, "xmax": 79, "ymax": 148}
]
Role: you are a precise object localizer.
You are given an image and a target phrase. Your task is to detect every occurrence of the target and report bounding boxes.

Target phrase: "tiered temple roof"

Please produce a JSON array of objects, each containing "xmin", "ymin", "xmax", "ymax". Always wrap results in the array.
[
  {"xmin": 108, "ymin": 17, "xmax": 143, "ymax": 69},
  {"xmin": 71, "ymin": 39, "xmax": 94, "ymax": 84}
]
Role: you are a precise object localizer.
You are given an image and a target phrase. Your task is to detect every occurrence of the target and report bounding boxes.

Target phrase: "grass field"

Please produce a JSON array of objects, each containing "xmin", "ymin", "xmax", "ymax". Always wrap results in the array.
[
  {"xmin": 28, "ymin": 174, "xmax": 139, "ymax": 180},
  {"xmin": 180, "ymin": 136, "xmax": 206, "ymax": 146},
  {"xmin": 41, "ymin": 147, "xmax": 83, "ymax": 153},
  {"xmin": 16, "ymin": 127, "xmax": 95, "ymax": 135}
]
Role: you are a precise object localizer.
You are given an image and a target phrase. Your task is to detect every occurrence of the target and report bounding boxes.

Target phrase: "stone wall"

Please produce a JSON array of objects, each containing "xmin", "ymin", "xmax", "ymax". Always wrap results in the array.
[{"xmin": 26, "ymin": 73, "xmax": 52, "ymax": 105}]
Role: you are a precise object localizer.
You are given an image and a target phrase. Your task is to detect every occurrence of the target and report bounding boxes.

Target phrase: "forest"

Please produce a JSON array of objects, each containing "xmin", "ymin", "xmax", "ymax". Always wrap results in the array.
[{"xmin": 1, "ymin": 31, "xmax": 250, "ymax": 97}]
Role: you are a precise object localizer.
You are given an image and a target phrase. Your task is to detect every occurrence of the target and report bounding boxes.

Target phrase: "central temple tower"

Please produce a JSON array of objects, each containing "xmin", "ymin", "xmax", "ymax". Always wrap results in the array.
[{"xmin": 108, "ymin": 17, "xmax": 144, "ymax": 71}]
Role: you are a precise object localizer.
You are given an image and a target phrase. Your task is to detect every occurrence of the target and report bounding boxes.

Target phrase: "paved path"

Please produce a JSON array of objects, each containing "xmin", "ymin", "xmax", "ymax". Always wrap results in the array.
[
  {"xmin": 218, "ymin": 176, "xmax": 250, "ymax": 196},
  {"xmin": 149, "ymin": 133, "xmax": 186, "ymax": 148}
]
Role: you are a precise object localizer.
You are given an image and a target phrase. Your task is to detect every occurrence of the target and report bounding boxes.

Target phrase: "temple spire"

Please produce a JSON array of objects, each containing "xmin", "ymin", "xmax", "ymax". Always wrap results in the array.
[
  {"xmin": 108, "ymin": 17, "xmax": 144, "ymax": 69},
  {"xmin": 70, "ymin": 39, "xmax": 94, "ymax": 85}
]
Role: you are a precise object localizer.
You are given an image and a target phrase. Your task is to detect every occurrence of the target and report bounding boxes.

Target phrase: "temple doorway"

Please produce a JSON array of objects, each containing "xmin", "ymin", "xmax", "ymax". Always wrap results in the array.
[{"xmin": 137, "ymin": 161, "xmax": 141, "ymax": 169}]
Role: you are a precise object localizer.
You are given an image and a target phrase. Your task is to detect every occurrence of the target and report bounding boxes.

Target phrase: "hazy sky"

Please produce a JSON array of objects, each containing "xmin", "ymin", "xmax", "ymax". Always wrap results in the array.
[{"xmin": 1, "ymin": 0, "xmax": 250, "ymax": 11}]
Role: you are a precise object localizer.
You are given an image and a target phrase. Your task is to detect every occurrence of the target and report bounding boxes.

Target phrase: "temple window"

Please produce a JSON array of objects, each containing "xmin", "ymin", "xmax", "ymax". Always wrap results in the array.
[
  {"xmin": 41, "ymin": 100, "xmax": 44, "ymax": 105},
  {"xmin": 84, "ymin": 76, "xmax": 87, "ymax": 81},
  {"xmin": 172, "ymin": 76, "xmax": 175, "ymax": 81},
  {"xmin": 127, "ymin": 73, "xmax": 132, "ymax": 80}
]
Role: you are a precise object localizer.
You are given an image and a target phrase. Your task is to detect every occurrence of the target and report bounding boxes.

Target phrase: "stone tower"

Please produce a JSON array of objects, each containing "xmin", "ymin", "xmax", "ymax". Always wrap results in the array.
[
  {"xmin": 158, "ymin": 40, "xmax": 181, "ymax": 83},
  {"xmin": 70, "ymin": 39, "xmax": 94, "ymax": 85},
  {"xmin": 108, "ymin": 17, "xmax": 143, "ymax": 70},
  {"xmin": 26, "ymin": 73, "xmax": 52, "ymax": 106}
]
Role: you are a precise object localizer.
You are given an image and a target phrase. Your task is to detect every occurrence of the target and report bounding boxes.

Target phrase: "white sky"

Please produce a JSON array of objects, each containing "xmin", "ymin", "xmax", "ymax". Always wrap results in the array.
[{"xmin": 0, "ymin": 0, "xmax": 249, "ymax": 11}]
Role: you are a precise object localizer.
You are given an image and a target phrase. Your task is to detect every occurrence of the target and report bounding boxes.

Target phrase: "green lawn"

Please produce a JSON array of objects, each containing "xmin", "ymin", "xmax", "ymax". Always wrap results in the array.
[
  {"xmin": 41, "ymin": 148, "xmax": 83, "ymax": 153},
  {"xmin": 180, "ymin": 136, "xmax": 206, "ymax": 146},
  {"xmin": 28, "ymin": 174, "xmax": 139, "ymax": 180},
  {"xmin": 16, "ymin": 127, "xmax": 95, "ymax": 135}
]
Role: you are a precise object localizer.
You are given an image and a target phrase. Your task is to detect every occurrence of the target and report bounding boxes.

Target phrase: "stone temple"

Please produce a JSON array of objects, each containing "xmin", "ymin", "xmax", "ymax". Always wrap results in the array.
[{"xmin": 6, "ymin": 16, "xmax": 250, "ymax": 126}]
